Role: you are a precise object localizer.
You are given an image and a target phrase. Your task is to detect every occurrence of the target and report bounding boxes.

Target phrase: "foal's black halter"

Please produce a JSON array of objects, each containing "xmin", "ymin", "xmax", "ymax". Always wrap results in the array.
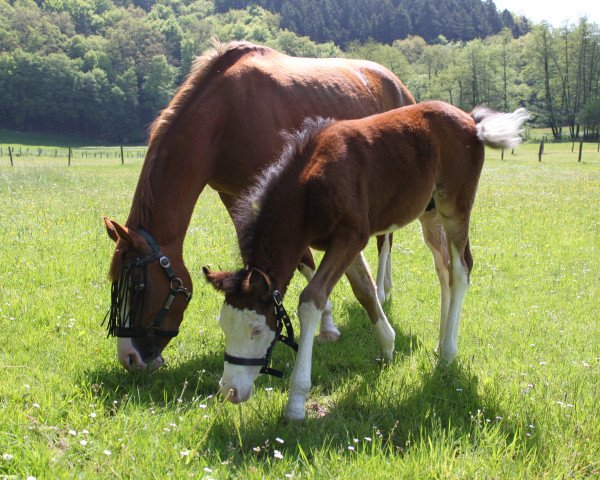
[
  {"xmin": 104, "ymin": 228, "xmax": 192, "ymax": 338},
  {"xmin": 223, "ymin": 290, "xmax": 298, "ymax": 378}
]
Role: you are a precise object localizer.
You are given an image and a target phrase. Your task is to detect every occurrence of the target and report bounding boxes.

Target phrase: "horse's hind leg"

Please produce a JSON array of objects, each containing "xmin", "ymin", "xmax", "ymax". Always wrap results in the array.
[
  {"xmin": 419, "ymin": 210, "xmax": 451, "ymax": 356},
  {"xmin": 298, "ymin": 252, "xmax": 340, "ymax": 342},
  {"xmin": 375, "ymin": 233, "xmax": 393, "ymax": 304},
  {"xmin": 345, "ymin": 252, "xmax": 395, "ymax": 361}
]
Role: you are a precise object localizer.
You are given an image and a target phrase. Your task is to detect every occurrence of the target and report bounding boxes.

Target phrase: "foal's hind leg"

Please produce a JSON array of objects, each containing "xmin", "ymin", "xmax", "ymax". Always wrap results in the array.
[
  {"xmin": 346, "ymin": 252, "xmax": 395, "ymax": 361},
  {"xmin": 437, "ymin": 213, "xmax": 473, "ymax": 364},
  {"xmin": 419, "ymin": 211, "xmax": 451, "ymax": 356},
  {"xmin": 375, "ymin": 233, "xmax": 394, "ymax": 305}
]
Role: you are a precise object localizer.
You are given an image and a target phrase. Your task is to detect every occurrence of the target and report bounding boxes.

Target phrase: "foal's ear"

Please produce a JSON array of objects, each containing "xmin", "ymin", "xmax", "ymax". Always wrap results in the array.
[
  {"xmin": 242, "ymin": 268, "xmax": 272, "ymax": 301},
  {"xmin": 203, "ymin": 267, "xmax": 236, "ymax": 294}
]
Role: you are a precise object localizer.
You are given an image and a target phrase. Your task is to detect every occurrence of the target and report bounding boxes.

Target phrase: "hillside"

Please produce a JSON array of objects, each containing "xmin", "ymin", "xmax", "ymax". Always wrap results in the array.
[
  {"xmin": 1, "ymin": 0, "xmax": 598, "ymax": 143},
  {"xmin": 214, "ymin": 0, "xmax": 530, "ymax": 45}
]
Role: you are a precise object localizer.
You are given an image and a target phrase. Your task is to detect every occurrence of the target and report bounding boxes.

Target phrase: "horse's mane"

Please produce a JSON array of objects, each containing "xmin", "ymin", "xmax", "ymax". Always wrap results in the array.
[
  {"xmin": 127, "ymin": 39, "xmax": 273, "ymax": 229},
  {"xmin": 234, "ymin": 117, "xmax": 334, "ymax": 262}
]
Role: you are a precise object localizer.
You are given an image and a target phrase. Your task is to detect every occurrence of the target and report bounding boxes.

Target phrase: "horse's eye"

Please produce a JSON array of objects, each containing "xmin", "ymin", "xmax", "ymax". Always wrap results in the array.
[{"xmin": 251, "ymin": 327, "xmax": 263, "ymax": 337}]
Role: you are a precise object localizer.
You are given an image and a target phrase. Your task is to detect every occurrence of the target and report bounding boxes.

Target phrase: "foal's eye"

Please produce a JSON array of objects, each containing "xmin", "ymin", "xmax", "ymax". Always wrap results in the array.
[{"xmin": 250, "ymin": 327, "xmax": 263, "ymax": 337}]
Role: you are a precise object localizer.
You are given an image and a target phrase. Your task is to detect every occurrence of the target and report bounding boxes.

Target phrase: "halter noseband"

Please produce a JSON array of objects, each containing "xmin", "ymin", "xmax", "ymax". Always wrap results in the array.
[
  {"xmin": 104, "ymin": 228, "xmax": 192, "ymax": 339},
  {"xmin": 223, "ymin": 290, "xmax": 298, "ymax": 378}
]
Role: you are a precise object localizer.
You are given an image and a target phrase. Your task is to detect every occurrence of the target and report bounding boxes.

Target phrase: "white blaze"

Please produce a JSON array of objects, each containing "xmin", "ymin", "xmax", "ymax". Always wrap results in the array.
[{"xmin": 218, "ymin": 303, "xmax": 275, "ymax": 403}]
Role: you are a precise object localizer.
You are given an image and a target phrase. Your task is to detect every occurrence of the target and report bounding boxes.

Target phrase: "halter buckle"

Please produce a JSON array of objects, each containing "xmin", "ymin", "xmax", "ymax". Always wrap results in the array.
[
  {"xmin": 273, "ymin": 290, "xmax": 283, "ymax": 306},
  {"xmin": 159, "ymin": 256, "xmax": 171, "ymax": 268},
  {"xmin": 146, "ymin": 325, "xmax": 160, "ymax": 337}
]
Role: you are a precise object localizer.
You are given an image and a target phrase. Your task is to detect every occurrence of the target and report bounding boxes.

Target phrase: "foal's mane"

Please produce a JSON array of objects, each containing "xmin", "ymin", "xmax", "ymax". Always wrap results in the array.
[
  {"xmin": 234, "ymin": 117, "xmax": 334, "ymax": 262},
  {"xmin": 127, "ymin": 39, "xmax": 273, "ymax": 229}
]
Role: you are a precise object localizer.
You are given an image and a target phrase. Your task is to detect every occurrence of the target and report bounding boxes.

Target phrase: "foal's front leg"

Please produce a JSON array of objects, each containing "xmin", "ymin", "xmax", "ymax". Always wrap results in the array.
[
  {"xmin": 298, "ymin": 262, "xmax": 340, "ymax": 341},
  {"xmin": 286, "ymin": 240, "xmax": 363, "ymax": 421}
]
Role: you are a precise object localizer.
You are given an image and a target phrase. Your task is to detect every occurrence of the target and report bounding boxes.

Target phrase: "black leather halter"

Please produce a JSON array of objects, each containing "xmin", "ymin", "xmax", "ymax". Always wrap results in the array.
[
  {"xmin": 104, "ymin": 228, "xmax": 192, "ymax": 338},
  {"xmin": 223, "ymin": 290, "xmax": 298, "ymax": 378}
]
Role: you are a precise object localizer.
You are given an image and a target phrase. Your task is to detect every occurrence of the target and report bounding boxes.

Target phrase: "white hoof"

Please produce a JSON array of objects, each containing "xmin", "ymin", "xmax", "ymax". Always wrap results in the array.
[
  {"xmin": 317, "ymin": 329, "xmax": 341, "ymax": 342},
  {"xmin": 438, "ymin": 342, "xmax": 457, "ymax": 364},
  {"xmin": 285, "ymin": 396, "xmax": 306, "ymax": 421}
]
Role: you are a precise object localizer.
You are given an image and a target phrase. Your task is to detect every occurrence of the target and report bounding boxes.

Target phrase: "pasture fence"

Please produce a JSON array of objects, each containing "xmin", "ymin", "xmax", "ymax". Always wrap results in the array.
[
  {"xmin": 1, "ymin": 145, "xmax": 147, "ymax": 166},
  {"xmin": 2, "ymin": 141, "xmax": 600, "ymax": 167}
]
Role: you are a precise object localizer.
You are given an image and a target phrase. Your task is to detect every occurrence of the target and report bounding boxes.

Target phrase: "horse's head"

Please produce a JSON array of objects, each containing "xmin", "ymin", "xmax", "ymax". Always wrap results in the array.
[
  {"xmin": 104, "ymin": 218, "xmax": 192, "ymax": 372},
  {"xmin": 203, "ymin": 266, "xmax": 279, "ymax": 404}
]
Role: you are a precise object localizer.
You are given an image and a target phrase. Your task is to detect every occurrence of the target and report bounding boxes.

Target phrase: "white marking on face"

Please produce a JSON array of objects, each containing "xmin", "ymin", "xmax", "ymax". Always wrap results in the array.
[
  {"xmin": 218, "ymin": 303, "xmax": 276, "ymax": 403},
  {"xmin": 117, "ymin": 338, "xmax": 146, "ymax": 370}
]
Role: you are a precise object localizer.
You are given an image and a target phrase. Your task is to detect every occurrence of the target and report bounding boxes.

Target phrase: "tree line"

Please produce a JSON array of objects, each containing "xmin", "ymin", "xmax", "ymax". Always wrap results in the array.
[
  {"xmin": 214, "ymin": 0, "xmax": 530, "ymax": 45},
  {"xmin": 0, "ymin": 0, "xmax": 598, "ymax": 142}
]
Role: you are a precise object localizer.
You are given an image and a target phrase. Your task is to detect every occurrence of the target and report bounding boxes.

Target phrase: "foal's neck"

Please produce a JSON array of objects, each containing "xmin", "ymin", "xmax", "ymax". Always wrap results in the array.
[{"xmin": 244, "ymin": 201, "xmax": 309, "ymax": 295}]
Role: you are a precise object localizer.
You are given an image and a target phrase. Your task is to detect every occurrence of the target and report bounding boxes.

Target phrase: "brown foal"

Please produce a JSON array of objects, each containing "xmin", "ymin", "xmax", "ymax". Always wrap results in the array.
[{"xmin": 205, "ymin": 101, "xmax": 529, "ymax": 419}]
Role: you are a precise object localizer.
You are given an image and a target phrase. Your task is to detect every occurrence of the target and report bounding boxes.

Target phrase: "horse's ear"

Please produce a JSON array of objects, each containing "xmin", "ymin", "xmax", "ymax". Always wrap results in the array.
[
  {"xmin": 103, "ymin": 217, "xmax": 119, "ymax": 243},
  {"xmin": 103, "ymin": 217, "xmax": 146, "ymax": 251},
  {"xmin": 242, "ymin": 268, "xmax": 272, "ymax": 301},
  {"xmin": 203, "ymin": 267, "xmax": 237, "ymax": 294}
]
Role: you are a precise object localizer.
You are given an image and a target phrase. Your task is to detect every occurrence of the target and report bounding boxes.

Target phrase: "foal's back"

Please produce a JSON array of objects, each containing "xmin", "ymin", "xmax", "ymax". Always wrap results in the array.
[{"xmin": 300, "ymin": 101, "xmax": 484, "ymax": 239}]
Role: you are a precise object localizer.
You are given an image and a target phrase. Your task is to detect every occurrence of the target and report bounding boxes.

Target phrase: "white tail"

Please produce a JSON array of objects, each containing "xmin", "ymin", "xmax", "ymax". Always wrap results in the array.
[{"xmin": 472, "ymin": 106, "xmax": 530, "ymax": 149}]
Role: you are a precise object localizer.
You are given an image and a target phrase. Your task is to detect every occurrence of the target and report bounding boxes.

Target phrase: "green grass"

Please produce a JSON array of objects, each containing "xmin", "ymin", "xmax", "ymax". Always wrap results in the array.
[{"xmin": 0, "ymin": 142, "xmax": 599, "ymax": 478}]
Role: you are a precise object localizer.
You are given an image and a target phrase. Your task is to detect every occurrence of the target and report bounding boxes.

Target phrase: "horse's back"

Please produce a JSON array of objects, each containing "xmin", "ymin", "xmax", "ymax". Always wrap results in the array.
[{"xmin": 223, "ymin": 49, "xmax": 412, "ymax": 117}]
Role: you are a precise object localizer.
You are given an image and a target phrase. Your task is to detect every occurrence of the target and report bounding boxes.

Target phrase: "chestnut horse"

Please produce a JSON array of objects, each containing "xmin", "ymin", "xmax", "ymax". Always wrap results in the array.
[
  {"xmin": 204, "ymin": 101, "xmax": 529, "ymax": 419},
  {"xmin": 103, "ymin": 40, "xmax": 414, "ymax": 371}
]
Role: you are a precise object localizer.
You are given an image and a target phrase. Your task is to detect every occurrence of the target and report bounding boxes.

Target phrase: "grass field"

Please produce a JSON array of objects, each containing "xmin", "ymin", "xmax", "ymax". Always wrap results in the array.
[{"xmin": 0, "ymin": 142, "xmax": 599, "ymax": 478}]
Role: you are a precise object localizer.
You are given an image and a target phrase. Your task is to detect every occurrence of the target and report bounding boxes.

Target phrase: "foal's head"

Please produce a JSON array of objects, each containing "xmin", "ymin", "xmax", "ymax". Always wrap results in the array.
[
  {"xmin": 203, "ymin": 267, "xmax": 278, "ymax": 403},
  {"xmin": 104, "ymin": 218, "xmax": 192, "ymax": 372}
]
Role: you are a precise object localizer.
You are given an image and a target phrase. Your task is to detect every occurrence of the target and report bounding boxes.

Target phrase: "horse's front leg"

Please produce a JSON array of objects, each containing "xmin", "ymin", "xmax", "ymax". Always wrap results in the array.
[{"xmin": 286, "ymin": 238, "xmax": 364, "ymax": 421}]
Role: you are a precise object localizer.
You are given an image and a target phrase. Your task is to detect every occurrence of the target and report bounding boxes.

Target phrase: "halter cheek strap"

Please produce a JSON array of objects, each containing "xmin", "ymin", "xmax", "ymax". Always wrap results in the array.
[
  {"xmin": 223, "ymin": 290, "xmax": 298, "ymax": 378},
  {"xmin": 104, "ymin": 228, "xmax": 192, "ymax": 338}
]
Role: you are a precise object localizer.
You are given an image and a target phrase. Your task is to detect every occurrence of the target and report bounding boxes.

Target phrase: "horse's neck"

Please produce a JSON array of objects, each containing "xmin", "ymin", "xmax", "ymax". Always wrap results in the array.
[{"xmin": 129, "ymin": 124, "xmax": 218, "ymax": 254}]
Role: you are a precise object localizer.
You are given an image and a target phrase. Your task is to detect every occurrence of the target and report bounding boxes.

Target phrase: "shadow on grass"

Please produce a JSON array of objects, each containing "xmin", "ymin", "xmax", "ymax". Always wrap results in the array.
[
  {"xmin": 79, "ymin": 298, "xmax": 527, "ymax": 467},
  {"xmin": 79, "ymin": 346, "xmax": 224, "ymax": 410}
]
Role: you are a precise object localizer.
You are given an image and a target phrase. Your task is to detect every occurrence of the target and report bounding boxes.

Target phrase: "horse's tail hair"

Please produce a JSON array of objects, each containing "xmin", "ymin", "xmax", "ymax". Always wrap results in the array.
[{"xmin": 471, "ymin": 106, "xmax": 530, "ymax": 149}]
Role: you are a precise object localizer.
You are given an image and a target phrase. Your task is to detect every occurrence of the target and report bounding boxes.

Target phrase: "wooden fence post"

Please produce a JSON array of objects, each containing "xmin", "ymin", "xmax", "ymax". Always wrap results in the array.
[
  {"xmin": 9, "ymin": 146, "xmax": 13, "ymax": 166},
  {"xmin": 120, "ymin": 146, "xmax": 124, "ymax": 165},
  {"xmin": 538, "ymin": 140, "xmax": 544, "ymax": 162},
  {"xmin": 501, "ymin": 148, "xmax": 504, "ymax": 160},
  {"xmin": 578, "ymin": 142, "xmax": 583, "ymax": 162},
  {"xmin": 68, "ymin": 147, "xmax": 72, "ymax": 166}
]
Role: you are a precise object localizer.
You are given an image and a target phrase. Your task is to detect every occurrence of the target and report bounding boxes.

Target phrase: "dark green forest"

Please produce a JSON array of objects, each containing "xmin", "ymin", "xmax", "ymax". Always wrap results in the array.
[
  {"xmin": 214, "ymin": 0, "xmax": 530, "ymax": 45},
  {"xmin": 0, "ymin": 0, "xmax": 599, "ymax": 142}
]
